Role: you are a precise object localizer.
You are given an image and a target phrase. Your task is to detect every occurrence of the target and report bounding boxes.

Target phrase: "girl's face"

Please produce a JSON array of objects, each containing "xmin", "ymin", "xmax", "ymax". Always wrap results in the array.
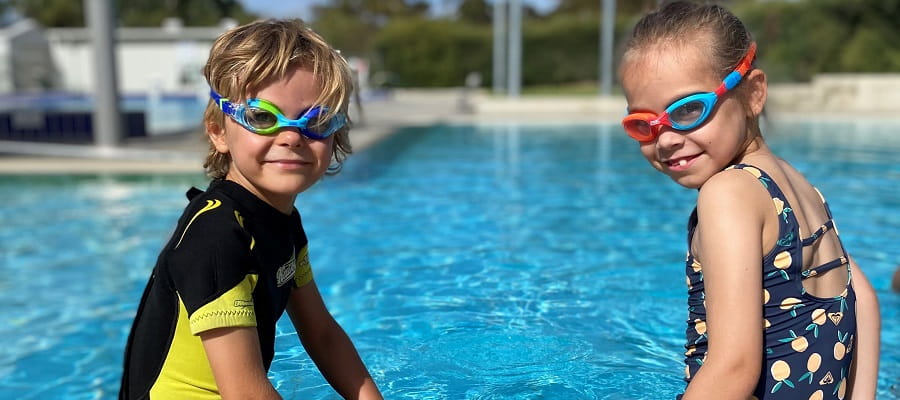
[
  {"xmin": 209, "ymin": 66, "xmax": 333, "ymax": 213},
  {"xmin": 621, "ymin": 43, "xmax": 754, "ymax": 189}
]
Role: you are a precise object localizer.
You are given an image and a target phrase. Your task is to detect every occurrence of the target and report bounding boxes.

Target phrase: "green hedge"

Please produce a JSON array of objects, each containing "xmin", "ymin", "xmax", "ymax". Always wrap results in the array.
[
  {"xmin": 374, "ymin": 18, "xmax": 492, "ymax": 87},
  {"xmin": 374, "ymin": 15, "xmax": 631, "ymax": 88}
]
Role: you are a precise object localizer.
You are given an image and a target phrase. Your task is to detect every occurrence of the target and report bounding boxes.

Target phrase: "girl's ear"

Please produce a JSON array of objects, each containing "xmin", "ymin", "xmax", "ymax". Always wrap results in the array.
[
  {"xmin": 207, "ymin": 121, "xmax": 229, "ymax": 154},
  {"xmin": 744, "ymin": 69, "xmax": 767, "ymax": 117}
]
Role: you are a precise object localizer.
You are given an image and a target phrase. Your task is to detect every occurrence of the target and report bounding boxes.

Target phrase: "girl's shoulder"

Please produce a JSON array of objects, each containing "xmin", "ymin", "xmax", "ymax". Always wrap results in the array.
[
  {"xmin": 697, "ymin": 166, "xmax": 770, "ymax": 207},
  {"xmin": 695, "ymin": 164, "xmax": 782, "ymax": 228}
]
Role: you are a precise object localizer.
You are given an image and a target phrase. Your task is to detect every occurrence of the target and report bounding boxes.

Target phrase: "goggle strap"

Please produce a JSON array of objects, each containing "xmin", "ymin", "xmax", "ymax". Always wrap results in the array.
[
  {"xmin": 210, "ymin": 89, "xmax": 236, "ymax": 115},
  {"xmin": 723, "ymin": 70, "xmax": 743, "ymax": 91}
]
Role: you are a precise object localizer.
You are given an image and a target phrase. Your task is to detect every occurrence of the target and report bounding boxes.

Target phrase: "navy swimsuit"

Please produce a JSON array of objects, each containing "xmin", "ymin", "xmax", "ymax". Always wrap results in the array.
[{"xmin": 682, "ymin": 164, "xmax": 856, "ymax": 399}]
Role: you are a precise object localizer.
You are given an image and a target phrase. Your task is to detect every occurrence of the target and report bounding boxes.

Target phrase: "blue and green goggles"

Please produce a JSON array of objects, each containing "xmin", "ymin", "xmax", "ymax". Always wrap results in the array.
[{"xmin": 210, "ymin": 89, "xmax": 346, "ymax": 140}]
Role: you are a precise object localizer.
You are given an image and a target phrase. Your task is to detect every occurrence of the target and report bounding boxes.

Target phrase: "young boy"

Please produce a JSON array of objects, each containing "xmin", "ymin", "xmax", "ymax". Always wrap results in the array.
[{"xmin": 120, "ymin": 19, "xmax": 382, "ymax": 399}]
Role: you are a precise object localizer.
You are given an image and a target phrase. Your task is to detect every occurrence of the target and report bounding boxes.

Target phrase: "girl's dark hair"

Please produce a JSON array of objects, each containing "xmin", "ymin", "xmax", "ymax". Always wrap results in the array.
[{"xmin": 624, "ymin": 1, "xmax": 754, "ymax": 78}]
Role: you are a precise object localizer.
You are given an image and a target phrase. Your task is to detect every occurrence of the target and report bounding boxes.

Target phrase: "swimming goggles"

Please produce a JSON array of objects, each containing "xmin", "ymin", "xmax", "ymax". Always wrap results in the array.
[
  {"xmin": 210, "ymin": 89, "xmax": 346, "ymax": 140},
  {"xmin": 621, "ymin": 42, "xmax": 757, "ymax": 143}
]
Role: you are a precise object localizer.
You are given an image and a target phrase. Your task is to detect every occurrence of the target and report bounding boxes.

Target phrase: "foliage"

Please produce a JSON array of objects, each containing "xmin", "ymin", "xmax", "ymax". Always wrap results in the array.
[
  {"xmin": 374, "ymin": 17, "xmax": 491, "ymax": 87},
  {"xmin": 9, "ymin": 0, "xmax": 257, "ymax": 27},
  {"xmin": 9, "ymin": 0, "xmax": 900, "ymax": 85},
  {"xmin": 735, "ymin": 0, "xmax": 900, "ymax": 81}
]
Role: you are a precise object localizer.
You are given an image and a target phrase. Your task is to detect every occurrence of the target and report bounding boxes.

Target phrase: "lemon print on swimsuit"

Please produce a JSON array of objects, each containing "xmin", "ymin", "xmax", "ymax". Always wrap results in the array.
[
  {"xmin": 833, "ymin": 341, "xmax": 846, "ymax": 361},
  {"xmin": 779, "ymin": 297, "xmax": 804, "ymax": 317},
  {"xmin": 694, "ymin": 319, "xmax": 706, "ymax": 335},
  {"xmin": 739, "ymin": 166, "xmax": 774, "ymax": 188},
  {"xmin": 809, "ymin": 390, "xmax": 824, "ymax": 400},
  {"xmin": 770, "ymin": 360, "xmax": 794, "ymax": 393},
  {"xmin": 684, "ymin": 345, "xmax": 696, "ymax": 356},
  {"xmin": 691, "ymin": 259, "xmax": 702, "ymax": 272},
  {"xmin": 769, "ymin": 251, "xmax": 792, "ymax": 280},
  {"xmin": 836, "ymin": 377, "xmax": 847, "ymax": 399},
  {"xmin": 799, "ymin": 352, "xmax": 821, "ymax": 383},
  {"xmin": 774, "ymin": 251, "xmax": 791, "ymax": 269},
  {"xmin": 685, "ymin": 275, "xmax": 692, "ymax": 290},
  {"xmin": 806, "ymin": 308, "xmax": 827, "ymax": 338},
  {"xmin": 773, "ymin": 197, "xmax": 785, "ymax": 215},
  {"xmin": 692, "ymin": 319, "xmax": 708, "ymax": 344},
  {"xmin": 763, "ymin": 288, "xmax": 770, "ymax": 304},
  {"xmin": 743, "ymin": 166, "xmax": 762, "ymax": 178},
  {"xmin": 778, "ymin": 329, "xmax": 808, "ymax": 352}
]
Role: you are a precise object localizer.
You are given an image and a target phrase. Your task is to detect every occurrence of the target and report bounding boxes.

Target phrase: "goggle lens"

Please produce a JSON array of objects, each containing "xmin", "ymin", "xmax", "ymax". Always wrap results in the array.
[
  {"xmin": 302, "ymin": 108, "xmax": 330, "ymax": 136},
  {"xmin": 623, "ymin": 119, "xmax": 652, "ymax": 141},
  {"xmin": 244, "ymin": 107, "xmax": 279, "ymax": 131},
  {"xmin": 668, "ymin": 99, "xmax": 708, "ymax": 128}
]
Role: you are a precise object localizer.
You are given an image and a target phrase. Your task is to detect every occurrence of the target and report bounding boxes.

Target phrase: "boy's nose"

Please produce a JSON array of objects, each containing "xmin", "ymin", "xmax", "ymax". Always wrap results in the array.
[{"xmin": 274, "ymin": 128, "xmax": 306, "ymax": 147}]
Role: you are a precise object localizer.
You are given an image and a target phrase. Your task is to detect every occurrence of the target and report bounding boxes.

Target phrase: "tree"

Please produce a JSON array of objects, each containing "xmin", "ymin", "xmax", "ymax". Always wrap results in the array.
[
  {"xmin": 9, "ymin": 0, "xmax": 258, "ymax": 27},
  {"xmin": 310, "ymin": 0, "xmax": 431, "ymax": 59},
  {"xmin": 457, "ymin": 0, "xmax": 491, "ymax": 24}
]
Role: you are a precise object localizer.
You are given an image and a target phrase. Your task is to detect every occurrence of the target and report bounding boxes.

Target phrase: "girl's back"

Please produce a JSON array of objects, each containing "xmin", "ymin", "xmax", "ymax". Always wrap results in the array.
[
  {"xmin": 748, "ymin": 155, "xmax": 850, "ymax": 298},
  {"xmin": 684, "ymin": 154, "xmax": 856, "ymax": 398}
]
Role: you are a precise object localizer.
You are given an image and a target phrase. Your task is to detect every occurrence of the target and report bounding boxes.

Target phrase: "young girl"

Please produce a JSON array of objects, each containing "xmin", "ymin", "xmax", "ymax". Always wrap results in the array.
[
  {"xmin": 618, "ymin": 2, "xmax": 880, "ymax": 399},
  {"xmin": 120, "ymin": 19, "xmax": 382, "ymax": 399}
]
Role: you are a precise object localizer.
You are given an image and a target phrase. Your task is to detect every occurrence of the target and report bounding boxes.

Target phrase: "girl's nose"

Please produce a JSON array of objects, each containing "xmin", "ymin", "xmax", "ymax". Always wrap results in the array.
[{"xmin": 655, "ymin": 127, "xmax": 685, "ymax": 149}]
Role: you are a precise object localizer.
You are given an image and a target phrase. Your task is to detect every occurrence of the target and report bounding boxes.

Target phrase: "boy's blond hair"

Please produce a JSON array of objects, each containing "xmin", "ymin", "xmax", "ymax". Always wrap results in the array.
[{"xmin": 202, "ymin": 19, "xmax": 354, "ymax": 178}]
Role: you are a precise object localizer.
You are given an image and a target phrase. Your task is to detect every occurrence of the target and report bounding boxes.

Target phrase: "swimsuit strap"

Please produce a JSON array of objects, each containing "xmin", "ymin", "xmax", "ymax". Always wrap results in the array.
[
  {"xmin": 800, "ymin": 219, "xmax": 835, "ymax": 247},
  {"xmin": 801, "ymin": 254, "xmax": 849, "ymax": 279},
  {"xmin": 728, "ymin": 164, "xmax": 850, "ymax": 278},
  {"xmin": 802, "ymin": 188, "xmax": 851, "ymax": 280}
]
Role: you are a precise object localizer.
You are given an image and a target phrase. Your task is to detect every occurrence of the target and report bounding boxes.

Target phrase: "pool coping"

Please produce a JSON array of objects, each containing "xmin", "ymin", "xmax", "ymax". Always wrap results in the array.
[{"xmin": 3, "ymin": 90, "xmax": 899, "ymax": 175}]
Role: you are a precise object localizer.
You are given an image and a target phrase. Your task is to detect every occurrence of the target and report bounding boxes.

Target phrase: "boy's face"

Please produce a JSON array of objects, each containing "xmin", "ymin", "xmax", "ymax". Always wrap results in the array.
[{"xmin": 209, "ymin": 66, "xmax": 333, "ymax": 213}]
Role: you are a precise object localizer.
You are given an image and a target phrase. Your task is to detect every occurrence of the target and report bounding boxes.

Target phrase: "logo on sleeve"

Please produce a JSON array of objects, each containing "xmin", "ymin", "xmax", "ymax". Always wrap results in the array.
[{"xmin": 276, "ymin": 248, "xmax": 296, "ymax": 287}]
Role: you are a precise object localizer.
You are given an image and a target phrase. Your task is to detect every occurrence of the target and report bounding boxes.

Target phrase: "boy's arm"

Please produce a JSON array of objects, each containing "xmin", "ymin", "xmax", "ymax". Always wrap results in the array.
[
  {"xmin": 200, "ymin": 327, "xmax": 283, "ymax": 399},
  {"xmin": 683, "ymin": 171, "xmax": 768, "ymax": 399},
  {"xmin": 287, "ymin": 280, "xmax": 383, "ymax": 400},
  {"xmin": 847, "ymin": 257, "xmax": 880, "ymax": 399}
]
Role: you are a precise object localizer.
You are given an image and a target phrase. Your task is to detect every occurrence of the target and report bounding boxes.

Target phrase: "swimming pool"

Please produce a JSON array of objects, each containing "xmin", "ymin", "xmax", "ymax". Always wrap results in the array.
[{"xmin": 1, "ymin": 121, "xmax": 897, "ymax": 399}]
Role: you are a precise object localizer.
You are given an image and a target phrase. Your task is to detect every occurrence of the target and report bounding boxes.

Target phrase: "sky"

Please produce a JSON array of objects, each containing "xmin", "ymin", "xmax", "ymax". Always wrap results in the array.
[{"xmin": 238, "ymin": 0, "xmax": 560, "ymax": 20}]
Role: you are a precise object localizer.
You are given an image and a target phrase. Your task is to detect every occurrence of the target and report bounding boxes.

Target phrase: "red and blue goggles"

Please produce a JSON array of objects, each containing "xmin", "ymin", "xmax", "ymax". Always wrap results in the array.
[{"xmin": 622, "ymin": 42, "xmax": 757, "ymax": 143}]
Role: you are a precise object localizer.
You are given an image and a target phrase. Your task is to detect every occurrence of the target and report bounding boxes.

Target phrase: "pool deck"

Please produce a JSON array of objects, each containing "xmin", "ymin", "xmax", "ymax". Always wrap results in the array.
[
  {"xmin": 1, "ymin": 88, "xmax": 899, "ymax": 175},
  {"xmin": 0, "ymin": 89, "xmax": 625, "ymax": 175}
]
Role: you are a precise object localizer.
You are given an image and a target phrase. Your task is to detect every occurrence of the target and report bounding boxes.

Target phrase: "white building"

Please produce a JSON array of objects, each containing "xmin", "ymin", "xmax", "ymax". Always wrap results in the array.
[
  {"xmin": 0, "ymin": 19, "xmax": 61, "ymax": 92},
  {"xmin": 44, "ymin": 18, "xmax": 234, "ymax": 95}
]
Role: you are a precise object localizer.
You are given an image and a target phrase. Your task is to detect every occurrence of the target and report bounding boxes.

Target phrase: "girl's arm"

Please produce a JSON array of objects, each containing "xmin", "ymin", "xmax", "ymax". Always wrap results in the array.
[
  {"xmin": 200, "ymin": 327, "xmax": 283, "ymax": 399},
  {"xmin": 287, "ymin": 280, "xmax": 383, "ymax": 400},
  {"xmin": 682, "ymin": 171, "xmax": 770, "ymax": 400},
  {"xmin": 847, "ymin": 257, "xmax": 880, "ymax": 399}
]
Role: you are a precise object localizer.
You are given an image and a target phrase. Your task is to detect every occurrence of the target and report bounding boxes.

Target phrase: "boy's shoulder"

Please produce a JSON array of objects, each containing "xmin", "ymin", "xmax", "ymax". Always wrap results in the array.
[{"xmin": 173, "ymin": 181, "xmax": 251, "ymax": 244}]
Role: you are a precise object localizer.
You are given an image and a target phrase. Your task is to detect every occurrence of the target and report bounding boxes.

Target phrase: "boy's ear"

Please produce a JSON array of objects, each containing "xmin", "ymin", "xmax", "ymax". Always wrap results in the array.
[
  {"xmin": 206, "ymin": 121, "xmax": 229, "ymax": 154},
  {"xmin": 745, "ymin": 69, "xmax": 767, "ymax": 117}
]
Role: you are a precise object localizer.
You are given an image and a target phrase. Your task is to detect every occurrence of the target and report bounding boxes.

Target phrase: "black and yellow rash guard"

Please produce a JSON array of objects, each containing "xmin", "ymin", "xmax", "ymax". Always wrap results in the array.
[{"xmin": 120, "ymin": 179, "xmax": 314, "ymax": 399}]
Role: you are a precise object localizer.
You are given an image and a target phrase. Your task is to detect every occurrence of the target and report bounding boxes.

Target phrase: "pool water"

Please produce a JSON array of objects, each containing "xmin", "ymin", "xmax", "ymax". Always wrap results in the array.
[{"xmin": 1, "ymin": 122, "xmax": 897, "ymax": 399}]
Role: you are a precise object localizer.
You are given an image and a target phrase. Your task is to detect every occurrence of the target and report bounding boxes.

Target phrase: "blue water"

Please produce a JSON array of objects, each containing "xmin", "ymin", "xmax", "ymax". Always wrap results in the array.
[{"xmin": 0, "ymin": 121, "xmax": 897, "ymax": 399}]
